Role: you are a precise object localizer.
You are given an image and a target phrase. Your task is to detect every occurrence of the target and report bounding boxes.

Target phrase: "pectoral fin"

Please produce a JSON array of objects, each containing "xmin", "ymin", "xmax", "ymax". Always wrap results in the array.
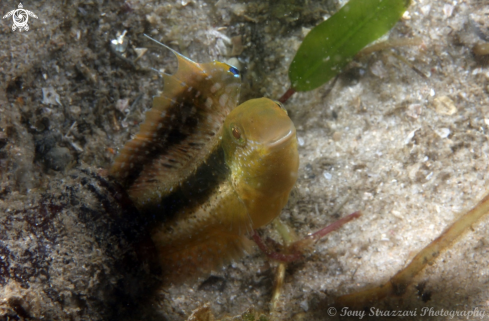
[{"xmin": 151, "ymin": 181, "xmax": 254, "ymax": 282}]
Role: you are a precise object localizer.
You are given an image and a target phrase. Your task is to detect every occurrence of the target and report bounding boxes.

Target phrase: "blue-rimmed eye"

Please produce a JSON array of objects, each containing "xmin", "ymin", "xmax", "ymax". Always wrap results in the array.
[{"xmin": 229, "ymin": 66, "xmax": 240, "ymax": 76}]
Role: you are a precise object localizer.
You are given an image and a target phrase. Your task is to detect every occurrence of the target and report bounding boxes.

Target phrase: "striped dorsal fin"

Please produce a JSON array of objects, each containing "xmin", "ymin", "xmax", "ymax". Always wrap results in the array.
[{"xmin": 110, "ymin": 37, "xmax": 241, "ymax": 209}]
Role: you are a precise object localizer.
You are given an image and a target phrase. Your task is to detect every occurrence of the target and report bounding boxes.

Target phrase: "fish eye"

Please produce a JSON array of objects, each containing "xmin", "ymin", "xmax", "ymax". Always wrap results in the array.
[
  {"xmin": 232, "ymin": 126, "xmax": 241, "ymax": 139},
  {"xmin": 230, "ymin": 124, "xmax": 245, "ymax": 145},
  {"xmin": 229, "ymin": 66, "xmax": 240, "ymax": 76}
]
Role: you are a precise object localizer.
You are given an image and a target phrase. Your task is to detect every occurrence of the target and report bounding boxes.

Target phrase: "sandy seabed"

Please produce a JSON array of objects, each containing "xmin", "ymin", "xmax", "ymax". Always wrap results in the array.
[{"xmin": 1, "ymin": 0, "xmax": 489, "ymax": 320}]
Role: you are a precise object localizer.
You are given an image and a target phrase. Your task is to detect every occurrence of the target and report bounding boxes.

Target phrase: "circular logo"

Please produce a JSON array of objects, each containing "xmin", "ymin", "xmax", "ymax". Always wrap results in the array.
[
  {"xmin": 13, "ymin": 9, "xmax": 28, "ymax": 29},
  {"xmin": 327, "ymin": 307, "xmax": 337, "ymax": 316},
  {"xmin": 2, "ymin": 3, "xmax": 38, "ymax": 32}
]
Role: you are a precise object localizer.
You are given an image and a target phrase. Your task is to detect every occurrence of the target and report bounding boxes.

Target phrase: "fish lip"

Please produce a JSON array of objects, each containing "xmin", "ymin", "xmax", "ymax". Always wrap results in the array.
[{"xmin": 267, "ymin": 128, "xmax": 295, "ymax": 149}]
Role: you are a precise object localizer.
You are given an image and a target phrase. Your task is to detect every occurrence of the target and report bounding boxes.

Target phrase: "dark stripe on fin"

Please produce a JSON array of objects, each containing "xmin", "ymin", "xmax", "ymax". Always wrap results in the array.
[
  {"xmin": 109, "ymin": 40, "xmax": 241, "ymax": 209},
  {"xmin": 140, "ymin": 144, "xmax": 230, "ymax": 221}
]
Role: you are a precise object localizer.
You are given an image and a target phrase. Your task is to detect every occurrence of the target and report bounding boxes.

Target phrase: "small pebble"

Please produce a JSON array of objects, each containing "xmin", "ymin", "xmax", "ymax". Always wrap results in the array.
[
  {"xmin": 406, "ymin": 104, "xmax": 422, "ymax": 119},
  {"xmin": 297, "ymin": 137, "xmax": 305, "ymax": 146},
  {"xmin": 473, "ymin": 43, "xmax": 489, "ymax": 56},
  {"xmin": 45, "ymin": 147, "xmax": 73, "ymax": 171},
  {"xmin": 41, "ymin": 88, "xmax": 61, "ymax": 106},
  {"xmin": 443, "ymin": 4, "xmax": 454, "ymax": 18},
  {"xmin": 433, "ymin": 96, "xmax": 457, "ymax": 115},
  {"xmin": 370, "ymin": 60, "xmax": 387, "ymax": 78},
  {"xmin": 332, "ymin": 131, "xmax": 342, "ymax": 142},
  {"xmin": 322, "ymin": 171, "xmax": 332, "ymax": 180},
  {"xmin": 115, "ymin": 99, "xmax": 130, "ymax": 113},
  {"xmin": 435, "ymin": 128, "xmax": 450, "ymax": 138}
]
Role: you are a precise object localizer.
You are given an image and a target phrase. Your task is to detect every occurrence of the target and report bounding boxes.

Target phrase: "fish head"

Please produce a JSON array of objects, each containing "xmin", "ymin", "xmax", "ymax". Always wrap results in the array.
[{"xmin": 223, "ymin": 98, "xmax": 299, "ymax": 228}]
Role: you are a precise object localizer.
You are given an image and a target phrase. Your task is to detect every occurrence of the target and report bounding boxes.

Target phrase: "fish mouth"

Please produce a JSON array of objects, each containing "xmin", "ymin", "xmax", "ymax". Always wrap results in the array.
[{"xmin": 267, "ymin": 128, "xmax": 295, "ymax": 149}]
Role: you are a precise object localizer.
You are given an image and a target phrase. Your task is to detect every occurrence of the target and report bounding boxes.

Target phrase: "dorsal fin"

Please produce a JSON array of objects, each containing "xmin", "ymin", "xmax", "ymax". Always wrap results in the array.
[{"xmin": 110, "ymin": 35, "xmax": 241, "ymax": 210}]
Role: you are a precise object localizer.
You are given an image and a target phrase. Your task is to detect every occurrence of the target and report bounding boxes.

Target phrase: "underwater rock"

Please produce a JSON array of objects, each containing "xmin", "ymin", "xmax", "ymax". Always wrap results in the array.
[
  {"xmin": 34, "ymin": 131, "xmax": 62, "ymax": 157},
  {"xmin": 44, "ymin": 147, "xmax": 73, "ymax": 171}
]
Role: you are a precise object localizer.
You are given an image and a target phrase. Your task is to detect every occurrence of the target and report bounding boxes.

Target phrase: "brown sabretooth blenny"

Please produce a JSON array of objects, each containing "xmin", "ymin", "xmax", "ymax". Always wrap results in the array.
[{"xmin": 110, "ymin": 41, "xmax": 299, "ymax": 281}]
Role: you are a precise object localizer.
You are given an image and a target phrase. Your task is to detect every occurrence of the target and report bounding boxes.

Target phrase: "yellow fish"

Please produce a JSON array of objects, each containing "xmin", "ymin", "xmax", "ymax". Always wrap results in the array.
[{"xmin": 110, "ymin": 37, "xmax": 299, "ymax": 281}]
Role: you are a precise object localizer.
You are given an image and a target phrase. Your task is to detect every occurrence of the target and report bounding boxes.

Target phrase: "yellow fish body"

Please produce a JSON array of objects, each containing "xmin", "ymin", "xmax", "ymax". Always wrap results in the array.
[{"xmin": 110, "ymin": 44, "xmax": 299, "ymax": 281}]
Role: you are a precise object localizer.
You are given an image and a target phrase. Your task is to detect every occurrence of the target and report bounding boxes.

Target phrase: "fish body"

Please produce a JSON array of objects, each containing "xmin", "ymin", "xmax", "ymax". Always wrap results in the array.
[{"xmin": 110, "ymin": 47, "xmax": 299, "ymax": 281}]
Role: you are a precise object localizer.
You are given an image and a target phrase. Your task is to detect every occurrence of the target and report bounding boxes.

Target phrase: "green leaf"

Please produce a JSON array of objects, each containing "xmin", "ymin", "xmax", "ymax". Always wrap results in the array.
[{"xmin": 289, "ymin": 0, "xmax": 410, "ymax": 92}]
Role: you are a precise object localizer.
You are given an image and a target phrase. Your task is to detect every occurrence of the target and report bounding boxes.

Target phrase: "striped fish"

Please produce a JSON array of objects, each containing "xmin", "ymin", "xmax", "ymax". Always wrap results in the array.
[{"xmin": 110, "ymin": 39, "xmax": 299, "ymax": 281}]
